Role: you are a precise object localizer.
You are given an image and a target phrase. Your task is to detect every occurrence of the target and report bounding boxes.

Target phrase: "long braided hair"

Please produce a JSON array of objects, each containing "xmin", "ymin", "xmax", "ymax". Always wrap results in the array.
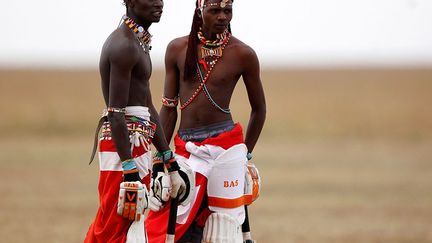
[{"xmin": 184, "ymin": 0, "xmax": 233, "ymax": 81}]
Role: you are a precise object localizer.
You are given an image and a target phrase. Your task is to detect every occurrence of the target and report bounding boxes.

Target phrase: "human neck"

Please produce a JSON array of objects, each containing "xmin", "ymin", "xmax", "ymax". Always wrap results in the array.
[
  {"xmin": 126, "ymin": 12, "xmax": 151, "ymax": 30},
  {"xmin": 200, "ymin": 27, "xmax": 219, "ymax": 41}
]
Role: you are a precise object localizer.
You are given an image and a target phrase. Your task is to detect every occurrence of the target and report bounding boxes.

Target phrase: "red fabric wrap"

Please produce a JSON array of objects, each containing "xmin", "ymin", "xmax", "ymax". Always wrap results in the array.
[
  {"xmin": 85, "ymin": 138, "xmax": 151, "ymax": 243},
  {"xmin": 174, "ymin": 123, "xmax": 244, "ymax": 158}
]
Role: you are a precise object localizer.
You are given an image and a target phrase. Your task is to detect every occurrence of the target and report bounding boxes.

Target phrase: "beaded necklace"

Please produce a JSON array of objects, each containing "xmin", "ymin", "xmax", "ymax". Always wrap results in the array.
[
  {"xmin": 197, "ymin": 29, "xmax": 229, "ymax": 47},
  {"xmin": 198, "ymin": 29, "xmax": 229, "ymax": 61},
  {"xmin": 180, "ymin": 32, "xmax": 231, "ymax": 110},
  {"xmin": 120, "ymin": 15, "xmax": 152, "ymax": 53}
]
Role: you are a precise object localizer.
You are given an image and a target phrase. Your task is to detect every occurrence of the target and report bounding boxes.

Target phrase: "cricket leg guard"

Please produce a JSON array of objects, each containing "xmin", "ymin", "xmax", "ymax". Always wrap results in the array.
[{"xmin": 202, "ymin": 213, "xmax": 243, "ymax": 243}]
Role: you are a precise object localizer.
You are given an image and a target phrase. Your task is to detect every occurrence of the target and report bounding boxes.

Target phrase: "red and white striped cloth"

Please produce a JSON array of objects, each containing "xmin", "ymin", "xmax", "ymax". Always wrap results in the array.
[{"xmin": 85, "ymin": 106, "xmax": 153, "ymax": 243}]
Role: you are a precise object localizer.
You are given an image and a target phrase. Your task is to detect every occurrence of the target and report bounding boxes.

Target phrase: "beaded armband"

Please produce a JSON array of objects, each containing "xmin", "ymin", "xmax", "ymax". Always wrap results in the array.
[
  {"xmin": 107, "ymin": 107, "xmax": 126, "ymax": 113},
  {"xmin": 162, "ymin": 96, "xmax": 179, "ymax": 107}
]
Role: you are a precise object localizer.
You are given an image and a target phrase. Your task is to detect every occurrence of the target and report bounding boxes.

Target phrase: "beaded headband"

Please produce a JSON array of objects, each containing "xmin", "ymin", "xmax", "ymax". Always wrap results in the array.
[{"xmin": 198, "ymin": 0, "xmax": 232, "ymax": 10}]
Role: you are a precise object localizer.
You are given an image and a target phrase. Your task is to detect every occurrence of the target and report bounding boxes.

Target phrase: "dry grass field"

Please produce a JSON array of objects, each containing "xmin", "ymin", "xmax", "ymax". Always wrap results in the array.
[{"xmin": 0, "ymin": 68, "xmax": 431, "ymax": 243}]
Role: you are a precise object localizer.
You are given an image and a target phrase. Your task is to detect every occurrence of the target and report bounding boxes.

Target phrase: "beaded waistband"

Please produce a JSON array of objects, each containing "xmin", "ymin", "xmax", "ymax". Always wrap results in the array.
[{"xmin": 100, "ymin": 117, "xmax": 156, "ymax": 140}]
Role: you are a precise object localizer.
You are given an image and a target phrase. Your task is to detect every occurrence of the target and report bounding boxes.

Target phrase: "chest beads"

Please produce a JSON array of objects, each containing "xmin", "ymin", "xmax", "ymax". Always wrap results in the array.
[
  {"xmin": 179, "ymin": 31, "xmax": 231, "ymax": 111},
  {"xmin": 197, "ymin": 29, "xmax": 230, "ymax": 70},
  {"xmin": 120, "ymin": 15, "xmax": 152, "ymax": 53}
]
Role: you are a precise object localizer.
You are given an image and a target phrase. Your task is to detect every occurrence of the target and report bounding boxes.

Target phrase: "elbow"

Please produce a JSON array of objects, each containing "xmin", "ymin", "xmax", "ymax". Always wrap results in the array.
[
  {"xmin": 252, "ymin": 104, "xmax": 266, "ymax": 120},
  {"xmin": 107, "ymin": 112, "xmax": 124, "ymax": 126}
]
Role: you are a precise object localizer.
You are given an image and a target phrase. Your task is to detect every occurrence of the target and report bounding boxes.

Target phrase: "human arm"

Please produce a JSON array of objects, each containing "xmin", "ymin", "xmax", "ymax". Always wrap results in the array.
[
  {"xmin": 157, "ymin": 39, "xmax": 195, "ymax": 202},
  {"xmin": 242, "ymin": 47, "xmax": 266, "ymax": 154},
  {"xmin": 107, "ymin": 39, "xmax": 148, "ymax": 220},
  {"xmin": 159, "ymin": 39, "xmax": 181, "ymax": 143},
  {"xmin": 107, "ymin": 41, "xmax": 142, "ymax": 181}
]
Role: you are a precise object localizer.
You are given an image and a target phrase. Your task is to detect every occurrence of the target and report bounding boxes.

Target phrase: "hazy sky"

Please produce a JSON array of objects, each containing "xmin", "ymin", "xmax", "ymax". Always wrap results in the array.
[{"xmin": 1, "ymin": 0, "xmax": 432, "ymax": 68}]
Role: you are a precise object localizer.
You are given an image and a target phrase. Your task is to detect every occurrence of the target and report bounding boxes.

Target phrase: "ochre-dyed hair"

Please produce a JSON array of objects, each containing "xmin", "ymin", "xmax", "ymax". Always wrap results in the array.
[{"xmin": 184, "ymin": 0, "xmax": 233, "ymax": 81}]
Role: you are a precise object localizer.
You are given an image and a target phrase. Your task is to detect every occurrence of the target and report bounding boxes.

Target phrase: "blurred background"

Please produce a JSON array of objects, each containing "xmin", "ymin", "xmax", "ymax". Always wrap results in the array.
[{"xmin": 1, "ymin": 0, "xmax": 432, "ymax": 242}]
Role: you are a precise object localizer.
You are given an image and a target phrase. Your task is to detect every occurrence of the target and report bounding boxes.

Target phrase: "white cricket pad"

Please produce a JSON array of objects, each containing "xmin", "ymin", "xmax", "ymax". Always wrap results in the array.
[{"xmin": 202, "ymin": 213, "xmax": 243, "ymax": 243}]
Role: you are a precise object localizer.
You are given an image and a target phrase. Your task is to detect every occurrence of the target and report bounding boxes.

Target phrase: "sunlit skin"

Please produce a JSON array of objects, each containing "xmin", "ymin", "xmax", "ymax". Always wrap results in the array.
[
  {"xmin": 160, "ymin": 0, "xmax": 266, "ymax": 153},
  {"xmin": 200, "ymin": 1, "xmax": 233, "ymax": 37},
  {"xmin": 99, "ymin": 0, "xmax": 170, "ymax": 162}
]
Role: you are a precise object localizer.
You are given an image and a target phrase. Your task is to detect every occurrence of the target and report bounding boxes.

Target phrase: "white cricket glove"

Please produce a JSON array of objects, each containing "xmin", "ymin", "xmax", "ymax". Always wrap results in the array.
[
  {"xmin": 117, "ymin": 181, "xmax": 148, "ymax": 221},
  {"xmin": 169, "ymin": 160, "xmax": 195, "ymax": 206},
  {"xmin": 148, "ymin": 162, "xmax": 171, "ymax": 212}
]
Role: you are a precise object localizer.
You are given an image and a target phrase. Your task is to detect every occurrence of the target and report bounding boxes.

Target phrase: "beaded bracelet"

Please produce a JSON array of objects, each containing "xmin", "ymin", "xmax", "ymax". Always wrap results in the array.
[
  {"xmin": 107, "ymin": 107, "xmax": 126, "ymax": 113},
  {"xmin": 162, "ymin": 96, "xmax": 179, "ymax": 107},
  {"xmin": 154, "ymin": 150, "xmax": 180, "ymax": 172},
  {"xmin": 122, "ymin": 158, "xmax": 139, "ymax": 175}
]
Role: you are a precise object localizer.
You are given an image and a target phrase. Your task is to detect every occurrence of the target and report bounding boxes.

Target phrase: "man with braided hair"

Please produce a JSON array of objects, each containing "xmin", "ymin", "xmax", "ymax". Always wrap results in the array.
[
  {"xmin": 145, "ymin": 0, "xmax": 266, "ymax": 242},
  {"xmin": 84, "ymin": 0, "xmax": 192, "ymax": 242}
]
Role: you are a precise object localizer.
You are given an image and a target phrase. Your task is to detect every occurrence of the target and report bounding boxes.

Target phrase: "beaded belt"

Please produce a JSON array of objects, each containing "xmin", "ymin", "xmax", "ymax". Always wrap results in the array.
[
  {"xmin": 100, "ymin": 120, "xmax": 156, "ymax": 141},
  {"xmin": 89, "ymin": 115, "xmax": 156, "ymax": 164}
]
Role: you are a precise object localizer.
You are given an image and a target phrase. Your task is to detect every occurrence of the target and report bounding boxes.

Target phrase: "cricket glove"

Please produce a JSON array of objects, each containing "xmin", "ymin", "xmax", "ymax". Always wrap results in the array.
[
  {"xmin": 117, "ymin": 181, "xmax": 148, "ymax": 221},
  {"xmin": 148, "ymin": 159, "xmax": 171, "ymax": 212}
]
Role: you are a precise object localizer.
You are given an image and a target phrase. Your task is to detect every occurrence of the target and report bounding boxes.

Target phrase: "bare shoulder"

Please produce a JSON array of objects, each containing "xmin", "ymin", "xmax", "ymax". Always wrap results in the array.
[
  {"xmin": 228, "ymin": 35, "xmax": 258, "ymax": 60},
  {"xmin": 102, "ymin": 28, "xmax": 140, "ymax": 64},
  {"xmin": 166, "ymin": 35, "xmax": 189, "ymax": 53},
  {"xmin": 228, "ymin": 35, "xmax": 259, "ymax": 69}
]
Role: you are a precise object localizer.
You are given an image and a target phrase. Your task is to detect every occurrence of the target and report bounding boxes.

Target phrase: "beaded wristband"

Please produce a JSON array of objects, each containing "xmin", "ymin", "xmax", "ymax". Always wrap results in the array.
[
  {"xmin": 122, "ymin": 158, "xmax": 137, "ymax": 171},
  {"xmin": 122, "ymin": 158, "xmax": 138, "ymax": 177},
  {"xmin": 155, "ymin": 150, "xmax": 174, "ymax": 162},
  {"xmin": 246, "ymin": 152, "xmax": 253, "ymax": 161}
]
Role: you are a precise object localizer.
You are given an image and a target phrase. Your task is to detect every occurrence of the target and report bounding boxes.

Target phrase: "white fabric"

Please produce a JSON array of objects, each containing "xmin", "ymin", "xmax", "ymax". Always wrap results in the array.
[
  {"xmin": 177, "ymin": 143, "xmax": 248, "ymax": 224},
  {"xmin": 176, "ymin": 184, "xmax": 201, "ymax": 224},
  {"xmin": 98, "ymin": 151, "xmax": 152, "ymax": 179},
  {"xmin": 102, "ymin": 106, "xmax": 151, "ymax": 120},
  {"xmin": 124, "ymin": 106, "xmax": 150, "ymax": 119},
  {"xmin": 99, "ymin": 105, "xmax": 152, "ymax": 179},
  {"xmin": 202, "ymin": 213, "xmax": 243, "ymax": 243}
]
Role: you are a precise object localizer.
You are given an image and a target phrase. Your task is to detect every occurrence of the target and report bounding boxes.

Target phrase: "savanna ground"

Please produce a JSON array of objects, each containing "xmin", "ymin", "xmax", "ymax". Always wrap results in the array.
[{"xmin": 0, "ymin": 69, "xmax": 431, "ymax": 243}]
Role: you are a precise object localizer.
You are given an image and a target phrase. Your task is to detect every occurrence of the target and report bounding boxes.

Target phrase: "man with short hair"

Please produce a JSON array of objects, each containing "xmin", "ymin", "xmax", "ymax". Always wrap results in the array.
[
  {"xmin": 84, "ymin": 0, "xmax": 189, "ymax": 242},
  {"xmin": 145, "ymin": 0, "xmax": 266, "ymax": 242}
]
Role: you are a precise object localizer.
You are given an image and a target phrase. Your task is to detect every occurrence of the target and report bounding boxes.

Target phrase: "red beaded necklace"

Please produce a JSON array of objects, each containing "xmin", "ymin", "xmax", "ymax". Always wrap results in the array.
[{"xmin": 179, "ymin": 32, "xmax": 231, "ymax": 110}]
